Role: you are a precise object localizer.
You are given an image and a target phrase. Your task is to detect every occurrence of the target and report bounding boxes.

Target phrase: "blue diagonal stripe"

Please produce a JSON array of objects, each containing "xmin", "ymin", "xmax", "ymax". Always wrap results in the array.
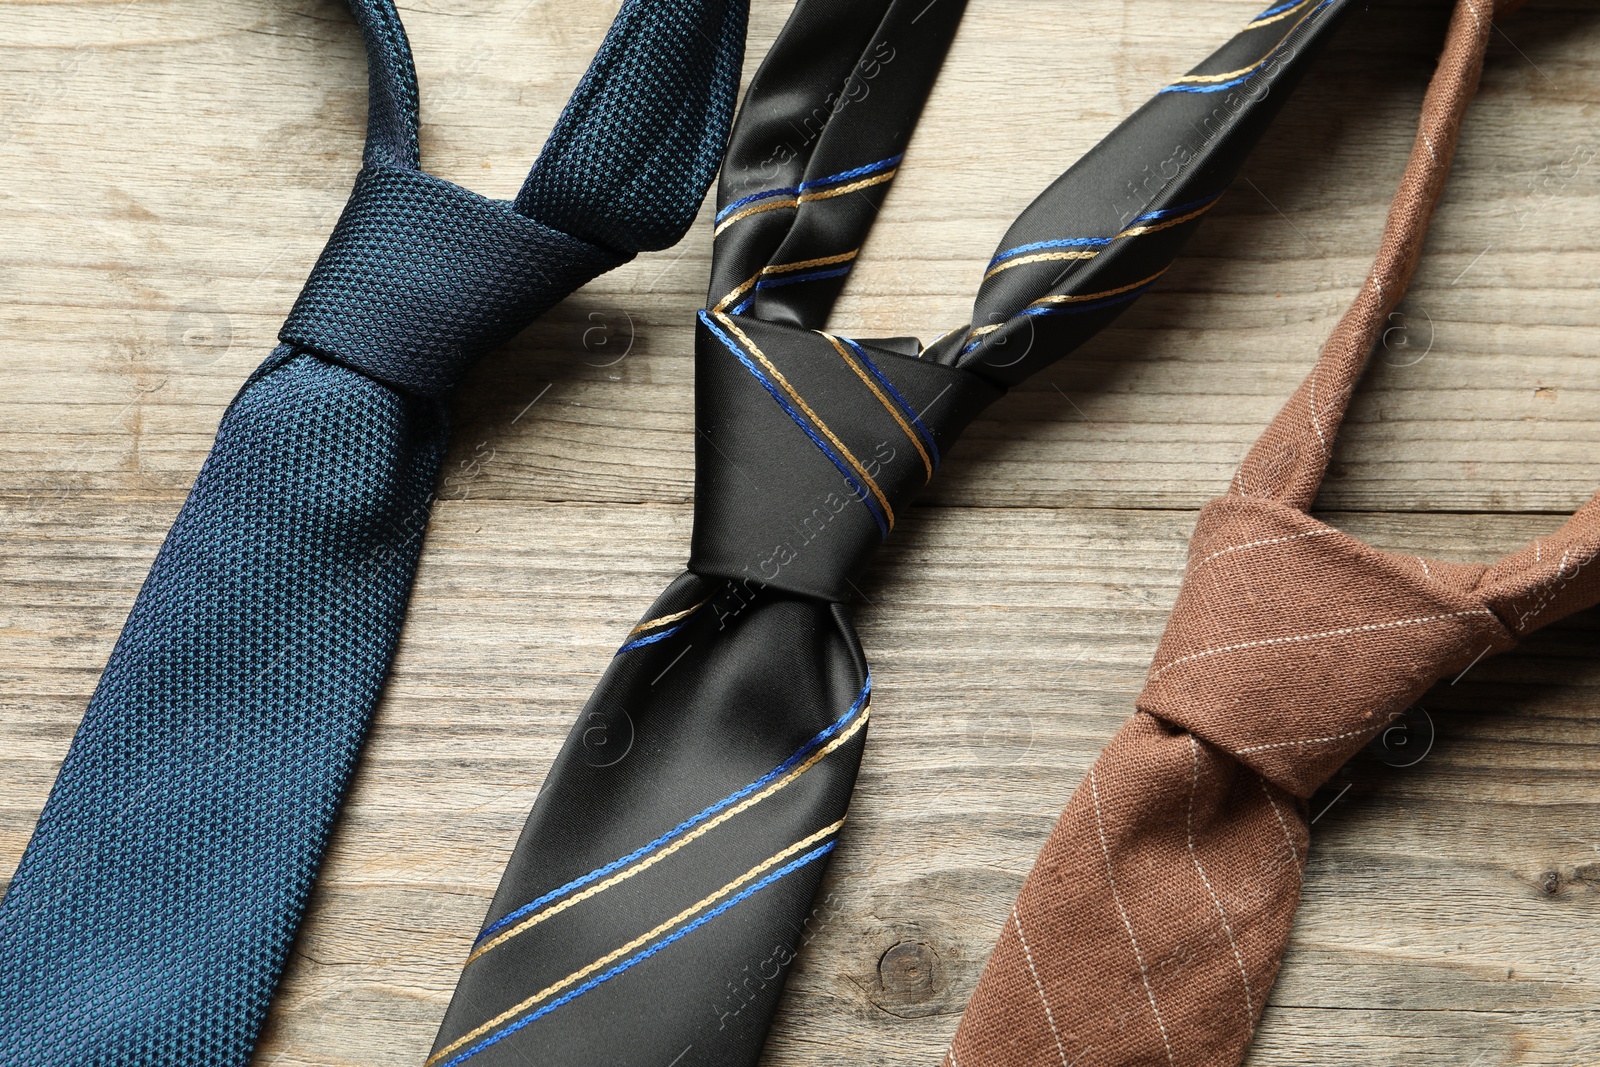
[
  {"xmin": 614, "ymin": 623, "xmax": 686, "ymax": 657},
  {"xmin": 1162, "ymin": 0, "xmax": 1335, "ymax": 95},
  {"xmin": 714, "ymin": 153, "xmax": 905, "ymax": 224},
  {"xmin": 1252, "ymin": 0, "xmax": 1304, "ymax": 20},
  {"xmin": 1162, "ymin": 71, "xmax": 1260, "ymax": 94},
  {"xmin": 475, "ymin": 675, "xmax": 870, "ymax": 945},
  {"xmin": 988, "ymin": 236, "xmax": 1112, "ymax": 270},
  {"xmin": 754, "ymin": 265, "xmax": 855, "ymax": 289},
  {"xmin": 1127, "ymin": 191, "xmax": 1224, "ymax": 227},
  {"xmin": 699, "ymin": 310, "xmax": 889, "ymax": 538},
  {"xmin": 715, "ymin": 184, "xmax": 800, "ymax": 225},
  {"xmin": 797, "ymin": 153, "xmax": 903, "ymax": 194},
  {"xmin": 840, "ymin": 338, "xmax": 940, "ymax": 467},
  {"xmin": 444, "ymin": 841, "xmax": 837, "ymax": 1067}
]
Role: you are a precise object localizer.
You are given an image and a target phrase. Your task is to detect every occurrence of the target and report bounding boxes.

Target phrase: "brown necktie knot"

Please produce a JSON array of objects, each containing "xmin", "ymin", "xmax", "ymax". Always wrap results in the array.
[
  {"xmin": 946, "ymin": 3, "xmax": 1591, "ymax": 1064},
  {"xmin": 1136, "ymin": 496, "xmax": 1516, "ymax": 798}
]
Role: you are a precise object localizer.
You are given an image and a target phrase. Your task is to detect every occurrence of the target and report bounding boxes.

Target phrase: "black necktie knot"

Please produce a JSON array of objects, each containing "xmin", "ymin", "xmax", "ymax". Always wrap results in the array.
[
  {"xmin": 687, "ymin": 311, "xmax": 1001, "ymax": 602},
  {"xmin": 280, "ymin": 164, "xmax": 627, "ymax": 399}
]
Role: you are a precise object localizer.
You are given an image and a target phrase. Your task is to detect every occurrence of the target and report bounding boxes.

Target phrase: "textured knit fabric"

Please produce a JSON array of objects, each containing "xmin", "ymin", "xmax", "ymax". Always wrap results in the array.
[
  {"xmin": 516, "ymin": 0, "xmax": 748, "ymax": 252},
  {"xmin": 282, "ymin": 166, "xmax": 624, "ymax": 399},
  {"xmin": 945, "ymin": 3, "xmax": 1564, "ymax": 1066},
  {"xmin": 0, "ymin": 0, "xmax": 749, "ymax": 1063},
  {"xmin": 347, "ymin": 0, "xmax": 420, "ymax": 169},
  {"xmin": 0, "ymin": 350, "xmax": 444, "ymax": 1067},
  {"xmin": 426, "ymin": 3, "xmax": 1360, "ymax": 1066}
]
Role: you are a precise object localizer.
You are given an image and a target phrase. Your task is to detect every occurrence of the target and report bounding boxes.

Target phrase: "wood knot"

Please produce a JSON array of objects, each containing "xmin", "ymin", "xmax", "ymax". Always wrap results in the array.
[{"xmin": 878, "ymin": 941, "xmax": 939, "ymax": 1001}]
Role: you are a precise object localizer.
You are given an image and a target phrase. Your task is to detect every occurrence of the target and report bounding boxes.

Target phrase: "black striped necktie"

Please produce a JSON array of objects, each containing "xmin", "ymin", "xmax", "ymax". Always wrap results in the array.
[{"xmin": 427, "ymin": 3, "xmax": 1355, "ymax": 1066}]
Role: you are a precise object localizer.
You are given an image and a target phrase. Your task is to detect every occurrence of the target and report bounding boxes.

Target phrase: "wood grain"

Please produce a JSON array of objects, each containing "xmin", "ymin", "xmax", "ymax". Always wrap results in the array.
[{"xmin": 2, "ymin": 0, "xmax": 1600, "ymax": 1064}]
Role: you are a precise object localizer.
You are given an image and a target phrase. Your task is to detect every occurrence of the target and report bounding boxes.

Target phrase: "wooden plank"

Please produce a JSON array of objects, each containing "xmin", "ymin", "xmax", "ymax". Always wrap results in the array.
[
  {"xmin": 1, "ymin": 2, "xmax": 1599, "ymax": 512},
  {"xmin": 6, "ymin": 501, "xmax": 1600, "ymax": 1064},
  {"xmin": 3, "ymin": 0, "xmax": 1600, "ymax": 1064}
]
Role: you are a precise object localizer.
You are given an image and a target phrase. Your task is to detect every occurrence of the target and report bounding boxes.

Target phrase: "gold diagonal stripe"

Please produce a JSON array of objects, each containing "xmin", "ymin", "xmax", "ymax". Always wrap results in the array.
[
  {"xmin": 715, "ymin": 269, "xmax": 763, "ymax": 313},
  {"xmin": 1026, "ymin": 266, "xmax": 1172, "ymax": 308},
  {"xmin": 712, "ymin": 168, "xmax": 894, "ymax": 240},
  {"xmin": 821, "ymin": 333, "xmax": 933, "ymax": 482},
  {"xmin": 1114, "ymin": 200, "xmax": 1218, "ymax": 239},
  {"xmin": 1171, "ymin": 0, "xmax": 1322, "ymax": 85},
  {"xmin": 963, "ymin": 268, "xmax": 1173, "ymax": 344},
  {"xmin": 718, "ymin": 250, "xmax": 862, "ymax": 313},
  {"xmin": 797, "ymin": 168, "xmax": 897, "ymax": 204},
  {"xmin": 982, "ymin": 248, "xmax": 1100, "ymax": 282},
  {"xmin": 1171, "ymin": 59, "xmax": 1270, "ymax": 85},
  {"xmin": 713, "ymin": 310, "xmax": 896, "ymax": 529},
  {"xmin": 713, "ymin": 195, "xmax": 800, "ymax": 238},
  {"xmin": 626, "ymin": 597, "xmax": 712, "ymax": 639},
  {"xmin": 980, "ymin": 198, "xmax": 1216, "ymax": 286},
  {"xmin": 465, "ymin": 705, "xmax": 872, "ymax": 965},
  {"xmin": 430, "ymin": 819, "xmax": 849, "ymax": 1067},
  {"xmin": 1246, "ymin": 0, "xmax": 1319, "ymax": 30},
  {"xmin": 766, "ymin": 249, "xmax": 860, "ymax": 275}
]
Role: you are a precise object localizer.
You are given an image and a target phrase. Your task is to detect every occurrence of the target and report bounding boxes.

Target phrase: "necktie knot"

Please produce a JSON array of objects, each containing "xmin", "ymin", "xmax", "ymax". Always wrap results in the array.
[
  {"xmin": 1136, "ymin": 496, "xmax": 1517, "ymax": 798},
  {"xmin": 686, "ymin": 312, "xmax": 1001, "ymax": 602},
  {"xmin": 280, "ymin": 164, "xmax": 628, "ymax": 400}
]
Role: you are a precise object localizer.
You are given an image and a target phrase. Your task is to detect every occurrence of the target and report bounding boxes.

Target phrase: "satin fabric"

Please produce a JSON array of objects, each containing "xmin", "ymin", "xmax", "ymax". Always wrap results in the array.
[{"xmin": 428, "ymin": 3, "xmax": 1359, "ymax": 1067}]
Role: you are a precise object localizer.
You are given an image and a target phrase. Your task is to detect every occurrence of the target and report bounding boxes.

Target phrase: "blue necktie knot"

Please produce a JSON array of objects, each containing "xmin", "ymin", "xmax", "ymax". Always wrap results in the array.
[{"xmin": 280, "ymin": 164, "xmax": 628, "ymax": 399}]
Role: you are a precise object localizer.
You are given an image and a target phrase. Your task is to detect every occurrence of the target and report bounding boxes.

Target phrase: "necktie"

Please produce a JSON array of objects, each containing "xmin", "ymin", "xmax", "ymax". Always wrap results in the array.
[
  {"xmin": 0, "ymin": 0, "xmax": 748, "ymax": 1062},
  {"xmin": 946, "ymin": 3, "xmax": 1557, "ymax": 1066},
  {"xmin": 428, "ymin": 3, "xmax": 1357, "ymax": 1066}
]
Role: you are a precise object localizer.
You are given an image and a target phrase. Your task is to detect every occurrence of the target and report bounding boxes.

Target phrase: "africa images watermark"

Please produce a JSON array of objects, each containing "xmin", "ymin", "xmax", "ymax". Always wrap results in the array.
[
  {"xmin": 706, "ymin": 437, "xmax": 901, "ymax": 632},
  {"xmin": 709, "ymin": 890, "xmax": 844, "ymax": 1032}
]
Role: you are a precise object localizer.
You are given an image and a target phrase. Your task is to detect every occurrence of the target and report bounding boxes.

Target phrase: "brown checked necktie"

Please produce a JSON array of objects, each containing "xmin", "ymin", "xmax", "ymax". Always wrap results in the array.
[{"xmin": 944, "ymin": 2, "xmax": 1570, "ymax": 1066}]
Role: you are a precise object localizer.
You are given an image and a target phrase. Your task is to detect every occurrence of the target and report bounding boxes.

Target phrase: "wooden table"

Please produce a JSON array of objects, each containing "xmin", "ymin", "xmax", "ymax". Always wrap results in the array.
[{"xmin": 3, "ymin": 0, "xmax": 1598, "ymax": 1062}]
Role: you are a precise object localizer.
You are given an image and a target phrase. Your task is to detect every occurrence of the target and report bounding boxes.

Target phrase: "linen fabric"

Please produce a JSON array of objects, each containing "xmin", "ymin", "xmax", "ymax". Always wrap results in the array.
[
  {"xmin": 943, "ymin": 3, "xmax": 1578, "ymax": 1067},
  {"xmin": 428, "ymin": 3, "xmax": 1360, "ymax": 1066},
  {"xmin": 0, "ymin": 0, "xmax": 748, "ymax": 1063}
]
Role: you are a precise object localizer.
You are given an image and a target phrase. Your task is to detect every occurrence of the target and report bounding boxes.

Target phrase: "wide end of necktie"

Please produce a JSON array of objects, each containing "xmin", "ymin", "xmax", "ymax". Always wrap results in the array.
[
  {"xmin": 425, "ymin": 573, "xmax": 870, "ymax": 1067},
  {"xmin": 943, "ymin": 495, "xmax": 1518, "ymax": 1067},
  {"xmin": 426, "ymin": 291, "xmax": 998, "ymax": 1067},
  {"xmin": 0, "ymin": 341, "xmax": 450, "ymax": 1067},
  {"xmin": 947, "ymin": 711, "xmax": 1310, "ymax": 1067}
]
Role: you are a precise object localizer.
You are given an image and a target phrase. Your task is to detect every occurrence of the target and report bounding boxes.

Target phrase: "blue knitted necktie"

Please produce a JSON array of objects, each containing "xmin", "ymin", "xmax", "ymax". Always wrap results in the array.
[{"xmin": 0, "ymin": 0, "xmax": 747, "ymax": 1063}]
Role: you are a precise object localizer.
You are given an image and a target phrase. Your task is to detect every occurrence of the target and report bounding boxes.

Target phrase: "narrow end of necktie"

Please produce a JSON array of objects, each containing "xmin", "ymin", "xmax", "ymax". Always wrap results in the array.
[{"xmin": 517, "ymin": 0, "xmax": 751, "ymax": 252}]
